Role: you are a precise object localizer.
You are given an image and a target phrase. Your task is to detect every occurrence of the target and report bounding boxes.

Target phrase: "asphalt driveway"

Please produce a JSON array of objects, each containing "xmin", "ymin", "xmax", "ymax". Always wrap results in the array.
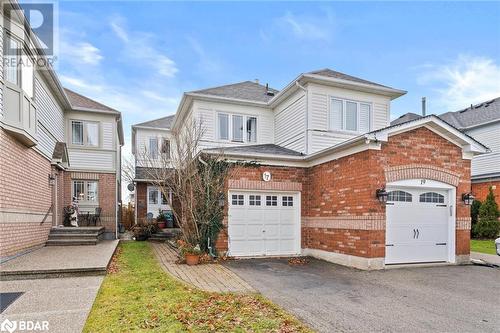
[{"xmin": 225, "ymin": 258, "xmax": 500, "ymax": 333}]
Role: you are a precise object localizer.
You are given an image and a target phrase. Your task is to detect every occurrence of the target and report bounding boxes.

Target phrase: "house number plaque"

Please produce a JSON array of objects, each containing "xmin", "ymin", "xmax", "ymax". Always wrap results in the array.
[{"xmin": 262, "ymin": 171, "xmax": 272, "ymax": 182}]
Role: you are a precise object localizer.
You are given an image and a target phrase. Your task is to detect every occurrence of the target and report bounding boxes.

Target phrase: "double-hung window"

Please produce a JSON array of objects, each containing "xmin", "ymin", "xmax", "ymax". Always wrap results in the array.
[
  {"xmin": 161, "ymin": 138, "xmax": 171, "ymax": 158},
  {"xmin": 72, "ymin": 180, "xmax": 98, "ymax": 203},
  {"xmin": 149, "ymin": 138, "xmax": 158, "ymax": 159},
  {"xmin": 217, "ymin": 113, "xmax": 257, "ymax": 143},
  {"xmin": 71, "ymin": 121, "xmax": 100, "ymax": 147},
  {"xmin": 330, "ymin": 98, "xmax": 371, "ymax": 133},
  {"xmin": 3, "ymin": 34, "xmax": 35, "ymax": 99}
]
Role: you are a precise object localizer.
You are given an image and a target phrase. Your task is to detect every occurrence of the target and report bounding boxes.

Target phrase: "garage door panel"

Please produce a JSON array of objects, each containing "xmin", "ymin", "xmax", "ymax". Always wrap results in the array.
[
  {"xmin": 228, "ymin": 191, "xmax": 299, "ymax": 257},
  {"xmin": 386, "ymin": 186, "xmax": 451, "ymax": 265}
]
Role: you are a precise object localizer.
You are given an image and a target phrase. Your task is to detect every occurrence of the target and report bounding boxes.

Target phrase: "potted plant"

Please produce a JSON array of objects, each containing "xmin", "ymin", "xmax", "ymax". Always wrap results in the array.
[
  {"xmin": 131, "ymin": 219, "xmax": 159, "ymax": 241},
  {"xmin": 157, "ymin": 210, "xmax": 167, "ymax": 229},
  {"xmin": 178, "ymin": 240, "xmax": 202, "ymax": 265}
]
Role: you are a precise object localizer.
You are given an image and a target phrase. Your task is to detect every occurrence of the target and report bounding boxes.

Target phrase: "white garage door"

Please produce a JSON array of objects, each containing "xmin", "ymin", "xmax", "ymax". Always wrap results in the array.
[
  {"xmin": 386, "ymin": 187, "xmax": 451, "ymax": 264},
  {"xmin": 228, "ymin": 191, "xmax": 300, "ymax": 257}
]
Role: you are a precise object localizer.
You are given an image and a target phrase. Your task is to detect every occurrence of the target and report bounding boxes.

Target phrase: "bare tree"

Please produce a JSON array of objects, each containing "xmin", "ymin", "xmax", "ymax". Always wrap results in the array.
[{"xmin": 139, "ymin": 119, "xmax": 235, "ymax": 251}]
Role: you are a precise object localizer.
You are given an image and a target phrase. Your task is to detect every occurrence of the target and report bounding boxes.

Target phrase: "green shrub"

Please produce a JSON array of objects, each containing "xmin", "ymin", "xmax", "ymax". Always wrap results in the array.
[
  {"xmin": 473, "ymin": 187, "xmax": 500, "ymax": 239},
  {"xmin": 472, "ymin": 219, "xmax": 500, "ymax": 239},
  {"xmin": 471, "ymin": 199, "xmax": 481, "ymax": 230}
]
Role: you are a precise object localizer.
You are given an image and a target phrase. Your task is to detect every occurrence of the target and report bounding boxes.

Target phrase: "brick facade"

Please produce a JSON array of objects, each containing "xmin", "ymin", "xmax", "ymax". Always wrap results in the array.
[
  {"xmin": 0, "ymin": 129, "xmax": 54, "ymax": 258},
  {"xmin": 217, "ymin": 127, "xmax": 472, "ymax": 266},
  {"xmin": 471, "ymin": 180, "xmax": 500, "ymax": 202}
]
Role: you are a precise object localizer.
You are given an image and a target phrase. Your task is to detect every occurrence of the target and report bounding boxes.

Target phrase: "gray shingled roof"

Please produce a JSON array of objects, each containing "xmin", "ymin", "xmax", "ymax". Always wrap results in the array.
[
  {"xmin": 189, "ymin": 81, "xmax": 279, "ymax": 103},
  {"xmin": 133, "ymin": 115, "xmax": 175, "ymax": 129},
  {"xmin": 308, "ymin": 69, "xmax": 394, "ymax": 89},
  {"xmin": 438, "ymin": 97, "xmax": 500, "ymax": 129},
  {"xmin": 390, "ymin": 112, "xmax": 423, "ymax": 126},
  {"xmin": 135, "ymin": 167, "xmax": 174, "ymax": 180},
  {"xmin": 203, "ymin": 144, "xmax": 303, "ymax": 157},
  {"xmin": 51, "ymin": 142, "xmax": 67, "ymax": 160},
  {"xmin": 64, "ymin": 88, "xmax": 118, "ymax": 112}
]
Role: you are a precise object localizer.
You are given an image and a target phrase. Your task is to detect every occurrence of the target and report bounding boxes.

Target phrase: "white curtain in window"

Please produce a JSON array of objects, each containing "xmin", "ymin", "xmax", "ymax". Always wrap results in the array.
[
  {"xmin": 330, "ymin": 99, "xmax": 343, "ymax": 130},
  {"xmin": 345, "ymin": 101, "xmax": 358, "ymax": 131},
  {"xmin": 86, "ymin": 123, "xmax": 99, "ymax": 146},
  {"xmin": 232, "ymin": 115, "xmax": 243, "ymax": 142},
  {"xmin": 149, "ymin": 138, "xmax": 158, "ymax": 159},
  {"xmin": 218, "ymin": 114, "xmax": 229, "ymax": 140},
  {"xmin": 247, "ymin": 117, "xmax": 257, "ymax": 142},
  {"xmin": 72, "ymin": 121, "xmax": 84, "ymax": 145}
]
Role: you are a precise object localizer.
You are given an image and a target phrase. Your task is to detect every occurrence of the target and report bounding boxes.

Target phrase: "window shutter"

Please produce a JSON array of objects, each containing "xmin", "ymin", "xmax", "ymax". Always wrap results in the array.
[
  {"xmin": 330, "ymin": 99, "xmax": 343, "ymax": 130},
  {"xmin": 359, "ymin": 103, "xmax": 371, "ymax": 133}
]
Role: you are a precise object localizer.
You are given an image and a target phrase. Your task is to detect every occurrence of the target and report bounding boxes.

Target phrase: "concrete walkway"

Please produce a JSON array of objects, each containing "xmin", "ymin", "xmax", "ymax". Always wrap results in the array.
[
  {"xmin": 0, "ymin": 276, "xmax": 103, "ymax": 333},
  {"xmin": 471, "ymin": 251, "xmax": 500, "ymax": 265},
  {"xmin": 0, "ymin": 240, "xmax": 118, "ymax": 280},
  {"xmin": 151, "ymin": 242, "xmax": 254, "ymax": 293}
]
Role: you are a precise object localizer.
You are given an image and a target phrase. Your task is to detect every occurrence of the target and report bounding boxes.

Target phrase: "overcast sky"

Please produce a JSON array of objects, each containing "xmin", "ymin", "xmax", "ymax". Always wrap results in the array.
[{"xmin": 53, "ymin": 1, "xmax": 500, "ymax": 200}]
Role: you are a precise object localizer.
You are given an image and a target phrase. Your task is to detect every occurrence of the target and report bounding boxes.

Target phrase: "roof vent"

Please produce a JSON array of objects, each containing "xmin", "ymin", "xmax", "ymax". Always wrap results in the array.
[
  {"xmin": 254, "ymin": 79, "xmax": 259, "ymax": 84},
  {"xmin": 265, "ymin": 83, "xmax": 275, "ymax": 96}
]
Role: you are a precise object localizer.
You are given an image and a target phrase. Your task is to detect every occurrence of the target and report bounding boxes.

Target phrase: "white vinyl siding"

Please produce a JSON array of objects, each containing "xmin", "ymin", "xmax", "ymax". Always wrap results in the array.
[
  {"xmin": 102, "ymin": 122, "xmax": 114, "ymax": 149},
  {"xmin": 68, "ymin": 150, "xmax": 114, "ymax": 171},
  {"xmin": 467, "ymin": 123, "xmax": 500, "ymax": 177},
  {"xmin": 274, "ymin": 90, "xmax": 306, "ymax": 153},
  {"xmin": 133, "ymin": 128, "xmax": 173, "ymax": 168}
]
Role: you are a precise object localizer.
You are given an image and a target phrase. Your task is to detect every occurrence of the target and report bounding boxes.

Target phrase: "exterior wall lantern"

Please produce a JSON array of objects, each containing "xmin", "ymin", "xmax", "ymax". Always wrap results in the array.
[
  {"xmin": 462, "ymin": 192, "xmax": 475, "ymax": 206},
  {"xmin": 376, "ymin": 187, "xmax": 388, "ymax": 204},
  {"xmin": 48, "ymin": 174, "xmax": 56, "ymax": 187}
]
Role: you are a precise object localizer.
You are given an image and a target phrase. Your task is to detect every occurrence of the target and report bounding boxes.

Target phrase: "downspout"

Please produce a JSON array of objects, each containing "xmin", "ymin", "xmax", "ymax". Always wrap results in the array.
[{"xmin": 295, "ymin": 81, "xmax": 308, "ymax": 154}]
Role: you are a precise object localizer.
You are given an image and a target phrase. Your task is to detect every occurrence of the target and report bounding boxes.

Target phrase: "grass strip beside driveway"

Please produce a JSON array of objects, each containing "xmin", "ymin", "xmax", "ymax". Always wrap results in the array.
[
  {"xmin": 470, "ymin": 239, "xmax": 497, "ymax": 255},
  {"xmin": 84, "ymin": 242, "xmax": 311, "ymax": 332}
]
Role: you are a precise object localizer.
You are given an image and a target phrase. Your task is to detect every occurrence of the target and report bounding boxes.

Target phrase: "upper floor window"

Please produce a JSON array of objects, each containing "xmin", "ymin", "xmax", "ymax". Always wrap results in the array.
[
  {"xmin": 161, "ymin": 138, "xmax": 171, "ymax": 158},
  {"xmin": 71, "ymin": 120, "xmax": 100, "ymax": 147},
  {"xmin": 217, "ymin": 113, "xmax": 258, "ymax": 143},
  {"xmin": 3, "ymin": 34, "xmax": 35, "ymax": 99},
  {"xmin": 149, "ymin": 137, "xmax": 158, "ymax": 159},
  {"xmin": 330, "ymin": 98, "xmax": 371, "ymax": 133}
]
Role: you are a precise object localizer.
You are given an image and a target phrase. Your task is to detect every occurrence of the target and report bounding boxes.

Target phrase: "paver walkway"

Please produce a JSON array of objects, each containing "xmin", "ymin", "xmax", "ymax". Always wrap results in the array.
[{"xmin": 151, "ymin": 242, "xmax": 254, "ymax": 293}]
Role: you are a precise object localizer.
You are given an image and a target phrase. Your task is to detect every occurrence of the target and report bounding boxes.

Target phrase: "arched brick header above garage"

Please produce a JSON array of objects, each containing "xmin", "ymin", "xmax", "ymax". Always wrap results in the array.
[{"xmin": 384, "ymin": 164, "xmax": 461, "ymax": 187}]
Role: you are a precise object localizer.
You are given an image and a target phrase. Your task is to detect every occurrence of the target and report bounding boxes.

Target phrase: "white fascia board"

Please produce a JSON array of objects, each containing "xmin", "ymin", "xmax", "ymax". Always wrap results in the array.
[
  {"xmin": 131, "ymin": 125, "xmax": 172, "ymax": 131},
  {"xmin": 171, "ymin": 94, "xmax": 191, "ymax": 130},
  {"xmin": 70, "ymin": 106, "xmax": 121, "ymax": 115},
  {"xmin": 301, "ymin": 74, "xmax": 407, "ymax": 99},
  {"xmin": 185, "ymin": 93, "xmax": 270, "ymax": 107}
]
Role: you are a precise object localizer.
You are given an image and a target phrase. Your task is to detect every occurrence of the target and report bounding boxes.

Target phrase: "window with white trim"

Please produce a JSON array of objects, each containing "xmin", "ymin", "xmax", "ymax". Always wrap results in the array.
[
  {"xmin": 266, "ymin": 195, "xmax": 278, "ymax": 206},
  {"xmin": 149, "ymin": 137, "xmax": 158, "ymax": 159},
  {"xmin": 387, "ymin": 190, "xmax": 412, "ymax": 202},
  {"xmin": 232, "ymin": 194, "xmax": 244, "ymax": 205},
  {"xmin": 71, "ymin": 120, "xmax": 100, "ymax": 147},
  {"xmin": 218, "ymin": 113, "xmax": 229, "ymax": 140},
  {"xmin": 3, "ymin": 34, "xmax": 35, "ymax": 98},
  {"xmin": 419, "ymin": 192, "xmax": 444, "ymax": 203},
  {"xmin": 72, "ymin": 180, "xmax": 98, "ymax": 203},
  {"xmin": 249, "ymin": 195, "xmax": 261, "ymax": 206},
  {"xmin": 282, "ymin": 196, "xmax": 294, "ymax": 207},
  {"xmin": 149, "ymin": 188, "xmax": 159, "ymax": 204},
  {"xmin": 232, "ymin": 115, "xmax": 243, "ymax": 142},
  {"xmin": 330, "ymin": 98, "xmax": 371, "ymax": 133},
  {"xmin": 247, "ymin": 117, "xmax": 257, "ymax": 142}
]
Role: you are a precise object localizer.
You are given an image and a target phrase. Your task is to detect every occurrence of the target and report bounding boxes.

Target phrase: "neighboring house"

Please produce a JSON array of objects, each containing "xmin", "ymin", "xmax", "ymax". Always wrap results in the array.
[
  {"xmin": 133, "ymin": 68, "xmax": 488, "ymax": 270},
  {"xmin": 131, "ymin": 115, "xmax": 174, "ymax": 220},
  {"xmin": 0, "ymin": 3, "xmax": 123, "ymax": 259},
  {"xmin": 393, "ymin": 97, "xmax": 500, "ymax": 202}
]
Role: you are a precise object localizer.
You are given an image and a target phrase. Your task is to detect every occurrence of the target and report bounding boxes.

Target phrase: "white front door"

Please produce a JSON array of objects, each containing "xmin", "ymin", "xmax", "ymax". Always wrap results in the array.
[
  {"xmin": 147, "ymin": 186, "xmax": 171, "ymax": 217},
  {"xmin": 385, "ymin": 185, "xmax": 451, "ymax": 264},
  {"xmin": 228, "ymin": 191, "xmax": 300, "ymax": 257}
]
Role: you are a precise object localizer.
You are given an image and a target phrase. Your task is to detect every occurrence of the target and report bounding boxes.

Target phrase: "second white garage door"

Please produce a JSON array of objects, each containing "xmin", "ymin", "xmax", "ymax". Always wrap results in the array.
[
  {"xmin": 228, "ymin": 191, "xmax": 300, "ymax": 257},
  {"xmin": 385, "ymin": 184, "xmax": 452, "ymax": 265}
]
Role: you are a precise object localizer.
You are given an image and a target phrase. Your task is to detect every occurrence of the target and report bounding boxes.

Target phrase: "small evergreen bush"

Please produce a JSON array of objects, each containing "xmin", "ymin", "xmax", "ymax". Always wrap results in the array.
[
  {"xmin": 470, "ymin": 199, "xmax": 481, "ymax": 231},
  {"xmin": 472, "ymin": 187, "xmax": 500, "ymax": 239}
]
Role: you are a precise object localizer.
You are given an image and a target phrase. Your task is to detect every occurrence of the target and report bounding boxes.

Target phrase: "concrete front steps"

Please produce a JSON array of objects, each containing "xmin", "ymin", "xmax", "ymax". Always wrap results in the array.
[
  {"xmin": 46, "ymin": 226, "xmax": 105, "ymax": 246},
  {"xmin": 148, "ymin": 228, "xmax": 181, "ymax": 242}
]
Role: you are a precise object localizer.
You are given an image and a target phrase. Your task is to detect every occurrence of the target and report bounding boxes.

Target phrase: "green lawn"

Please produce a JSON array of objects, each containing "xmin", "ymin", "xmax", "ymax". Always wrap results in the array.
[
  {"xmin": 84, "ymin": 242, "xmax": 311, "ymax": 333},
  {"xmin": 470, "ymin": 239, "xmax": 497, "ymax": 255}
]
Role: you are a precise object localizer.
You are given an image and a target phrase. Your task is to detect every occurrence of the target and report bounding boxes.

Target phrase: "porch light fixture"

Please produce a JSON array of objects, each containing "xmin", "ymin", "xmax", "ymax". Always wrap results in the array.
[
  {"xmin": 376, "ymin": 187, "xmax": 388, "ymax": 204},
  {"xmin": 462, "ymin": 192, "xmax": 475, "ymax": 206},
  {"xmin": 48, "ymin": 174, "xmax": 56, "ymax": 187}
]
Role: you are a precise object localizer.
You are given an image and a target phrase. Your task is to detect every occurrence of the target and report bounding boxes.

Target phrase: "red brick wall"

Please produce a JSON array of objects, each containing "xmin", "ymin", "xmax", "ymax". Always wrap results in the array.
[
  {"xmin": 0, "ymin": 129, "xmax": 53, "ymax": 258},
  {"xmin": 471, "ymin": 181, "xmax": 500, "ymax": 202},
  {"xmin": 136, "ymin": 182, "xmax": 147, "ymax": 221}
]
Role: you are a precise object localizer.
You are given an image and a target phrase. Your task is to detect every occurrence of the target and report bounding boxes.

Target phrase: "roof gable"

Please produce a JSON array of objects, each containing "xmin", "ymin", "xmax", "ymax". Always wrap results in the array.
[
  {"xmin": 64, "ymin": 88, "xmax": 118, "ymax": 113},
  {"xmin": 133, "ymin": 115, "xmax": 175, "ymax": 129},
  {"xmin": 439, "ymin": 97, "xmax": 500, "ymax": 129},
  {"xmin": 189, "ymin": 81, "xmax": 279, "ymax": 103},
  {"xmin": 307, "ymin": 68, "xmax": 393, "ymax": 89}
]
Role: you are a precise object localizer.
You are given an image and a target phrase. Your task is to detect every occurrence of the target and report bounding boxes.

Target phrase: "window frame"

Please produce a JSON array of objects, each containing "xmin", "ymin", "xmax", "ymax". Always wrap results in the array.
[
  {"xmin": 161, "ymin": 138, "xmax": 171, "ymax": 158},
  {"xmin": 249, "ymin": 195, "xmax": 261, "ymax": 206},
  {"xmin": 419, "ymin": 192, "xmax": 445, "ymax": 203},
  {"xmin": 282, "ymin": 196, "xmax": 294, "ymax": 207},
  {"xmin": 72, "ymin": 180, "xmax": 99, "ymax": 204},
  {"xmin": 231, "ymin": 194, "xmax": 244, "ymax": 206},
  {"xmin": 148, "ymin": 187, "xmax": 159, "ymax": 205},
  {"xmin": 231, "ymin": 114, "xmax": 244, "ymax": 142},
  {"xmin": 3, "ymin": 32, "xmax": 36, "ymax": 99},
  {"xmin": 149, "ymin": 137, "xmax": 159, "ymax": 159},
  {"xmin": 387, "ymin": 190, "xmax": 412, "ymax": 202},
  {"xmin": 266, "ymin": 195, "xmax": 278, "ymax": 206},
  {"xmin": 70, "ymin": 120, "xmax": 101, "ymax": 148},
  {"xmin": 216, "ymin": 112, "xmax": 258, "ymax": 143},
  {"xmin": 329, "ymin": 97, "xmax": 372, "ymax": 134}
]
